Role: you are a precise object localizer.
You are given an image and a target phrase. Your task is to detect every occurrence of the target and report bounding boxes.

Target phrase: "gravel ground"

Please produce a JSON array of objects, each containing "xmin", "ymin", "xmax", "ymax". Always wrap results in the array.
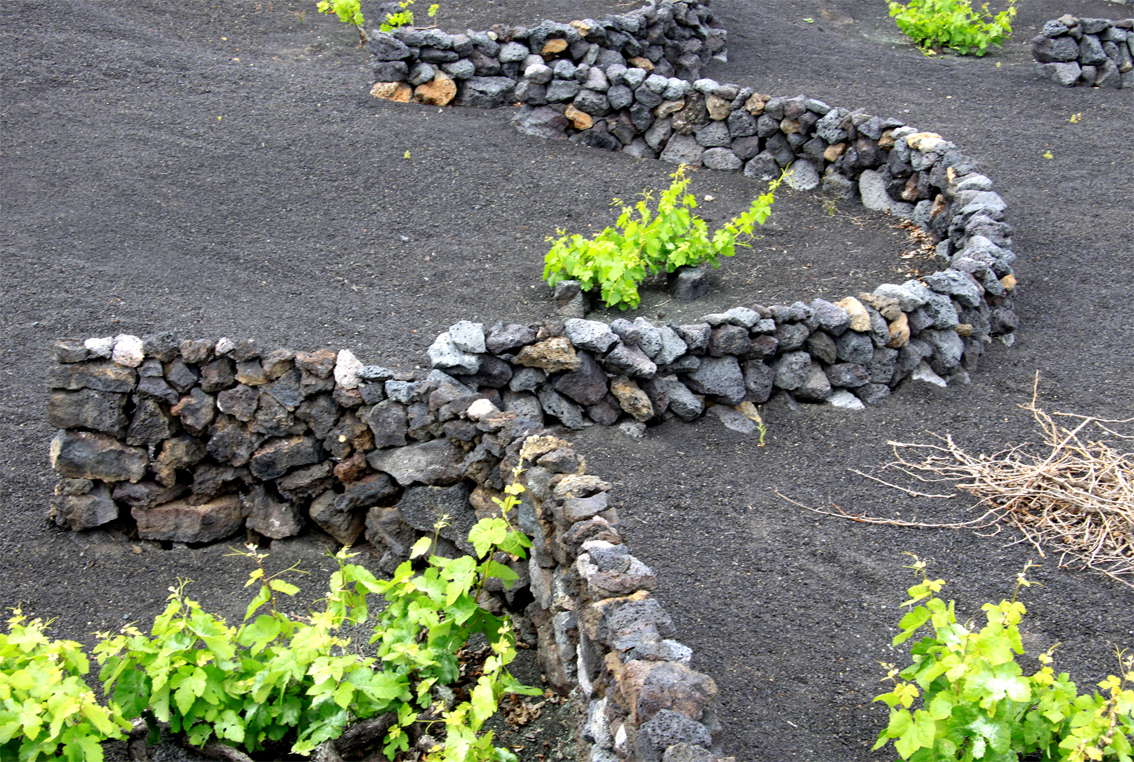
[{"xmin": 2, "ymin": 0, "xmax": 1132, "ymax": 759}]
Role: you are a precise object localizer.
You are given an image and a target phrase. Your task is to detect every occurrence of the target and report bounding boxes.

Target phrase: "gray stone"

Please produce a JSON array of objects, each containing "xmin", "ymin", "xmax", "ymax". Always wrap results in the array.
[
  {"xmin": 869, "ymin": 347, "xmax": 899, "ymax": 384},
  {"xmin": 795, "ymin": 362, "xmax": 832, "ymax": 402},
  {"xmin": 707, "ymin": 404, "xmax": 757, "ymax": 434},
  {"xmin": 537, "ymin": 386, "xmax": 587, "ymax": 430},
  {"xmin": 111, "ymin": 480, "xmax": 185, "ymax": 511},
  {"xmin": 428, "ymin": 332, "xmax": 481, "ymax": 374},
  {"xmin": 363, "ymin": 400, "xmax": 408, "ymax": 449},
  {"xmin": 309, "ymin": 490, "xmax": 365, "ymax": 546},
  {"xmin": 126, "ymin": 398, "xmax": 178, "ymax": 446},
  {"xmin": 499, "ymin": 41, "xmax": 530, "ymax": 62},
  {"xmin": 607, "ymin": 83, "xmax": 634, "ymax": 110},
  {"xmin": 84, "ymin": 336, "xmax": 114, "ymax": 359},
  {"xmin": 508, "ymin": 366, "xmax": 547, "ymax": 393},
  {"xmin": 205, "ymin": 415, "xmax": 261, "ymax": 467},
  {"xmin": 631, "ymin": 318, "xmax": 663, "ymax": 358},
  {"xmin": 836, "ymin": 330, "xmax": 874, "ymax": 364},
  {"xmin": 372, "ymin": 60, "xmax": 409, "ymax": 82},
  {"xmin": 564, "ymin": 319, "xmax": 618, "ymax": 353},
  {"xmin": 217, "ymin": 384, "xmax": 259, "ymax": 423},
  {"xmin": 810, "ymin": 299, "xmax": 851, "ymax": 336},
  {"xmin": 638, "ymin": 710, "xmax": 712, "ymax": 758},
  {"xmin": 662, "ymin": 743, "xmax": 717, "ymax": 762},
  {"xmin": 645, "ymin": 118, "xmax": 673, "ymax": 150},
  {"xmin": 243, "ymin": 485, "xmax": 303, "ymax": 539},
  {"xmin": 263, "ymin": 368, "xmax": 304, "ymax": 410},
  {"xmin": 874, "ymin": 283, "xmax": 925, "ymax": 311},
  {"xmin": 603, "ymin": 342, "xmax": 657, "ymax": 378},
  {"xmin": 248, "ymin": 436, "xmax": 322, "ymax": 481},
  {"xmin": 659, "ymin": 133, "xmax": 704, "ymax": 166},
  {"xmin": 682, "ymin": 356, "xmax": 745, "ymax": 404},
  {"xmin": 1031, "ymin": 34, "xmax": 1081, "ymax": 62},
  {"xmin": 53, "ymin": 339, "xmax": 88, "ymax": 364},
  {"xmin": 828, "ymin": 389, "xmax": 866, "ymax": 410},
  {"xmin": 702, "ymin": 147, "xmax": 742, "ymax": 170},
  {"xmin": 1079, "ymin": 34, "xmax": 1108, "ymax": 64},
  {"xmin": 775, "ymin": 322, "xmax": 810, "ymax": 352},
  {"xmin": 554, "ymin": 351, "xmax": 609, "ymax": 406},
  {"xmin": 369, "ymin": 32, "xmax": 412, "ymax": 60},
  {"xmin": 855, "ymin": 383, "xmax": 892, "ymax": 406},
  {"xmin": 676, "ymin": 324, "xmax": 711, "ymax": 354},
  {"xmin": 693, "ymin": 121, "xmax": 730, "ymax": 148},
  {"xmin": 574, "ymin": 89, "xmax": 611, "ymax": 116},
  {"xmin": 709, "ymin": 324, "xmax": 750, "ymax": 356},
  {"xmin": 276, "ymin": 462, "xmax": 334, "ymax": 502},
  {"xmin": 826, "ymin": 363, "xmax": 870, "ymax": 388},
  {"xmin": 1038, "ymin": 61, "xmax": 1083, "ymax": 86},
  {"xmin": 654, "ymin": 326, "xmax": 688, "ymax": 366},
  {"xmin": 924, "ymin": 269, "xmax": 983, "ymax": 308},
  {"xmin": 487, "ymin": 322, "xmax": 537, "ymax": 354},
  {"xmin": 448, "ymin": 320, "xmax": 486, "ymax": 354},
  {"xmin": 441, "ymin": 59, "xmax": 476, "ymax": 80},
  {"xmin": 461, "ymin": 77, "xmax": 516, "ymax": 108},
  {"xmin": 50, "ymin": 429, "xmax": 146, "ymax": 483},
  {"xmin": 816, "ymin": 107, "xmax": 849, "ymax": 143},
  {"xmin": 1042, "ymin": 20, "xmax": 1069, "ymax": 37},
  {"xmin": 920, "ymin": 329, "xmax": 965, "ymax": 375},
  {"xmin": 786, "ymin": 159, "xmax": 820, "ymax": 190},
  {"xmin": 670, "ymin": 267, "xmax": 708, "ymax": 302},
  {"xmin": 408, "ymin": 62, "xmax": 435, "ymax": 87},
  {"xmin": 49, "ymin": 360, "xmax": 136, "ymax": 393},
  {"xmin": 367, "ymin": 438, "xmax": 464, "ymax": 485},
  {"xmin": 662, "ymin": 377, "xmax": 704, "ymax": 420},
  {"xmin": 546, "ymin": 79, "xmax": 582, "ymax": 102},
  {"xmin": 51, "ymin": 482, "xmax": 117, "ymax": 530},
  {"xmin": 335, "ymin": 473, "xmax": 398, "ymax": 514},
  {"xmin": 859, "ymin": 169, "xmax": 898, "ymax": 213},
  {"xmin": 771, "ymin": 351, "xmax": 810, "ymax": 391},
  {"xmin": 806, "ymin": 331, "xmax": 838, "ymax": 365},
  {"xmin": 49, "ymin": 389, "xmax": 128, "ymax": 437},
  {"xmin": 743, "ymin": 152, "xmax": 780, "ymax": 181},
  {"xmin": 189, "ymin": 463, "xmax": 244, "ymax": 498},
  {"xmin": 154, "ymin": 358, "xmax": 191, "ymax": 393},
  {"xmin": 911, "ymin": 361, "xmax": 948, "ymax": 387},
  {"xmin": 399, "ymin": 482, "xmax": 476, "ymax": 554}
]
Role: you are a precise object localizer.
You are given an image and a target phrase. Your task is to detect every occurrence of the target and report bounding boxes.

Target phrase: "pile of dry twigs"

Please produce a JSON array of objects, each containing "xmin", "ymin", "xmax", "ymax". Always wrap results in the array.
[
  {"xmin": 885, "ymin": 388, "xmax": 1134, "ymax": 585},
  {"xmin": 781, "ymin": 379, "xmax": 1134, "ymax": 586}
]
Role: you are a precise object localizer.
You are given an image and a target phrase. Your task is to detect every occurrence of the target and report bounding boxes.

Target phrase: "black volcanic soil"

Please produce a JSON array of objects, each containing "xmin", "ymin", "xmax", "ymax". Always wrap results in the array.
[{"xmin": 2, "ymin": 0, "xmax": 1132, "ymax": 759}]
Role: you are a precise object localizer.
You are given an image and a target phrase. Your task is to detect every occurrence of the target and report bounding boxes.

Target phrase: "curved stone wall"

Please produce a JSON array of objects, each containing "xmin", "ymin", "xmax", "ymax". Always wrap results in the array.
[
  {"xmin": 1030, "ymin": 15, "xmax": 1134, "ymax": 88},
  {"xmin": 43, "ymin": 3, "xmax": 1038, "ymax": 760},
  {"xmin": 47, "ymin": 333, "xmax": 730, "ymax": 761}
]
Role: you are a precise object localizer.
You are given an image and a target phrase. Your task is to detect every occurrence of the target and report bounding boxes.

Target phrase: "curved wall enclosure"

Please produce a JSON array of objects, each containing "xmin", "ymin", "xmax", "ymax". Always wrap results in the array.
[
  {"xmin": 1030, "ymin": 15, "xmax": 1134, "ymax": 88},
  {"xmin": 44, "ymin": 2, "xmax": 1038, "ymax": 760}
]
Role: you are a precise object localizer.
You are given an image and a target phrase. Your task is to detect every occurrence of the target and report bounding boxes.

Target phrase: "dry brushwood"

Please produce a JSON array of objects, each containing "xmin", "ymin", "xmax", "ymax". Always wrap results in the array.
[
  {"xmin": 886, "ymin": 381, "xmax": 1134, "ymax": 584},
  {"xmin": 783, "ymin": 377, "xmax": 1134, "ymax": 587}
]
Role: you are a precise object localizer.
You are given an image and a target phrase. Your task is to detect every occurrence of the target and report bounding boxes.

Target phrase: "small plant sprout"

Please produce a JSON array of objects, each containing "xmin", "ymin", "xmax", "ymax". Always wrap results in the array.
[
  {"xmin": 2, "ymin": 609, "xmax": 131, "ymax": 762},
  {"xmin": 316, "ymin": 0, "xmax": 369, "ymax": 44},
  {"xmin": 544, "ymin": 164, "xmax": 784, "ymax": 310},
  {"xmin": 874, "ymin": 556, "xmax": 1134, "ymax": 761},
  {"xmin": 888, "ymin": 0, "xmax": 1016, "ymax": 56},
  {"xmin": 380, "ymin": 0, "xmax": 440, "ymax": 32}
]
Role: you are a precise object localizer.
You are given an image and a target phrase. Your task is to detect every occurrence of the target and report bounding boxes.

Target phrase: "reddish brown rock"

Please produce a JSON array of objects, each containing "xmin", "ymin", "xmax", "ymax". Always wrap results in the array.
[
  {"xmin": 370, "ymin": 82, "xmax": 413, "ymax": 102},
  {"xmin": 133, "ymin": 494, "xmax": 243, "ymax": 543},
  {"xmin": 413, "ymin": 71, "xmax": 456, "ymax": 106},
  {"xmin": 514, "ymin": 337, "xmax": 581, "ymax": 372}
]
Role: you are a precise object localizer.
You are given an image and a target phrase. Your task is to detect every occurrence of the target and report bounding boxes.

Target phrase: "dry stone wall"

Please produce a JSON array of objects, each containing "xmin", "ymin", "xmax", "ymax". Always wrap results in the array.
[
  {"xmin": 369, "ymin": 0, "xmax": 1022, "ymax": 405},
  {"xmin": 47, "ymin": 332, "xmax": 730, "ymax": 761},
  {"xmin": 1030, "ymin": 15, "xmax": 1134, "ymax": 88},
  {"xmin": 43, "ymin": 3, "xmax": 1035, "ymax": 759}
]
